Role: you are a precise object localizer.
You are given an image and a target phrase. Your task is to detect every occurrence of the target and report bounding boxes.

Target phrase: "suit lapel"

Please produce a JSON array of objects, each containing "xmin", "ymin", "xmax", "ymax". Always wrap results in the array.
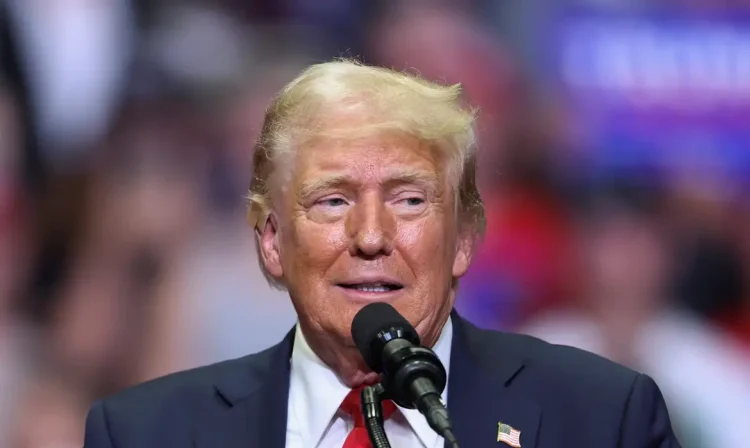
[
  {"xmin": 193, "ymin": 328, "xmax": 295, "ymax": 448},
  {"xmin": 192, "ymin": 313, "xmax": 541, "ymax": 448},
  {"xmin": 446, "ymin": 313, "xmax": 541, "ymax": 448}
]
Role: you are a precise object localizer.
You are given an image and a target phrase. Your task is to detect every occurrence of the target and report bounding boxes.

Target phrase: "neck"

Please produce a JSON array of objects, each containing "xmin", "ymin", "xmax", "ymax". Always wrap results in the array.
[
  {"xmin": 298, "ymin": 320, "xmax": 379, "ymax": 388},
  {"xmin": 298, "ymin": 309, "xmax": 452, "ymax": 388}
]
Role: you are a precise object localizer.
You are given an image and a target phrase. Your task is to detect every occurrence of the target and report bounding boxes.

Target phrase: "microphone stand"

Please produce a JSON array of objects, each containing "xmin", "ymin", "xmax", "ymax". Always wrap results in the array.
[{"xmin": 361, "ymin": 383, "xmax": 391, "ymax": 448}]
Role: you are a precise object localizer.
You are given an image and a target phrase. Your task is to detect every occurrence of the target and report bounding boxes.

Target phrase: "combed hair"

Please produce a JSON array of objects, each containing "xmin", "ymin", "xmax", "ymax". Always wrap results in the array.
[{"xmin": 247, "ymin": 58, "xmax": 485, "ymax": 288}]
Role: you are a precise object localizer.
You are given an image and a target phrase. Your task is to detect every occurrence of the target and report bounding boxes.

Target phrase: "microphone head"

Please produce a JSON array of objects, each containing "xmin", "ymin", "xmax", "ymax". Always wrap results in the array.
[{"xmin": 351, "ymin": 302, "xmax": 420, "ymax": 372}]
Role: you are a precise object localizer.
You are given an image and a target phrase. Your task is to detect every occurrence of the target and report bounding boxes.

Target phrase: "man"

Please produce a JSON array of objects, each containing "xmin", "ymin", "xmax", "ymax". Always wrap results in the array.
[{"xmin": 83, "ymin": 59, "xmax": 681, "ymax": 448}]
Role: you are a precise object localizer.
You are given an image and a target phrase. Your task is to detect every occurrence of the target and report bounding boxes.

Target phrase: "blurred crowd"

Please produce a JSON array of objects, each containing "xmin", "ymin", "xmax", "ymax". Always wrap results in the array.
[{"xmin": 0, "ymin": 1, "xmax": 749, "ymax": 447}]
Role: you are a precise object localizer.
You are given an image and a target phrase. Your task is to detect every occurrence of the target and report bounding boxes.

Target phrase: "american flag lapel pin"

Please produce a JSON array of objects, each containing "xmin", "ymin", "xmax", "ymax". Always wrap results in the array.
[{"xmin": 496, "ymin": 422, "xmax": 522, "ymax": 447}]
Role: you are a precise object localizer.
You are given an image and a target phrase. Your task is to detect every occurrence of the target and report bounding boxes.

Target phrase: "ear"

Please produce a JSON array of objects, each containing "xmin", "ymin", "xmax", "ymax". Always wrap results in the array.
[
  {"xmin": 256, "ymin": 213, "xmax": 284, "ymax": 279},
  {"xmin": 452, "ymin": 229, "xmax": 475, "ymax": 278}
]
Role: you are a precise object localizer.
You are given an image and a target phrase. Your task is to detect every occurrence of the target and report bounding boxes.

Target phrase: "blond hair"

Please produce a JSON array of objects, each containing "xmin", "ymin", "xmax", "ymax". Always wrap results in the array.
[{"xmin": 247, "ymin": 58, "xmax": 485, "ymax": 287}]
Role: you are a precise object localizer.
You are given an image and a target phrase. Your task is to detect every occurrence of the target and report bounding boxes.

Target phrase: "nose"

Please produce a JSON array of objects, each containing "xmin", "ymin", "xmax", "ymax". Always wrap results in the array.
[{"xmin": 346, "ymin": 192, "xmax": 395, "ymax": 258}]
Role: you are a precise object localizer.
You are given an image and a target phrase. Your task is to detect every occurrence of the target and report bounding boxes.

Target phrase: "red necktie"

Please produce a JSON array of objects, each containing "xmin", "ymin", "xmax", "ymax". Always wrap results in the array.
[{"xmin": 339, "ymin": 386, "xmax": 398, "ymax": 448}]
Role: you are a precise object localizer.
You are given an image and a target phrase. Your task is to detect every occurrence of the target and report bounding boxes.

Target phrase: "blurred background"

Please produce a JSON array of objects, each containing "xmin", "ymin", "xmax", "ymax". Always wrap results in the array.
[{"xmin": 0, "ymin": 0, "xmax": 749, "ymax": 446}]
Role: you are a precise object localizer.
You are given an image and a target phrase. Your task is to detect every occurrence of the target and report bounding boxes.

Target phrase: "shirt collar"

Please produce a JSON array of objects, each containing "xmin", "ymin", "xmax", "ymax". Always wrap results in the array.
[
  {"xmin": 289, "ymin": 324, "xmax": 351, "ymax": 446},
  {"xmin": 289, "ymin": 317, "xmax": 453, "ymax": 447}
]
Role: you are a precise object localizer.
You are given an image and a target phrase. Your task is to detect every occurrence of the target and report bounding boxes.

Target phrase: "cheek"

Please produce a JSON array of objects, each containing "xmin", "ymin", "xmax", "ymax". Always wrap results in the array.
[
  {"xmin": 285, "ymin": 220, "xmax": 348, "ymax": 278},
  {"xmin": 398, "ymin": 218, "xmax": 454, "ymax": 279},
  {"xmin": 394, "ymin": 219, "xmax": 456, "ymax": 331}
]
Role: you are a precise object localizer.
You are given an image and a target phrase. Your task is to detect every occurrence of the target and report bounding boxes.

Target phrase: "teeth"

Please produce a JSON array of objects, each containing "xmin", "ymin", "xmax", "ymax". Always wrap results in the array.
[
  {"xmin": 339, "ymin": 282, "xmax": 401, "ymax": 292},
  {"xmin": 354, "ymin": 285, "xmax": 390, "ymax": 292}
]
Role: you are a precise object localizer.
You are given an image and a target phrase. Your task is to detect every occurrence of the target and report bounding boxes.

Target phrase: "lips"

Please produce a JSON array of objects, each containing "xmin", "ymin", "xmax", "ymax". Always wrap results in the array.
[{"xmin": 337, "ymin": 282, "xmax": 404, "ymax": 292}]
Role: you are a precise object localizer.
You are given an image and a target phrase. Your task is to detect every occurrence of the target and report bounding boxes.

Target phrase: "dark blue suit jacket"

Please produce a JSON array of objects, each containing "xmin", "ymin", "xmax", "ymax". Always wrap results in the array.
[{"xmin": 83, "ymin": 313, "xmax": 682, "ymax": 447}]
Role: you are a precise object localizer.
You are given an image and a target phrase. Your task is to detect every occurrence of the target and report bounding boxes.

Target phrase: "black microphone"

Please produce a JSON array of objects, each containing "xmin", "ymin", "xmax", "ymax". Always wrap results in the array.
[{"xmin": 351, "ymin": 302, "xmax": 459, "ymax": 447}]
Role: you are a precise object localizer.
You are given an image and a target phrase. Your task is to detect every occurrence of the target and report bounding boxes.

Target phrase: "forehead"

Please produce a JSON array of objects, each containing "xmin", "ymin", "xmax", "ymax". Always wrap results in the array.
[{"xmin": 292, "ymin": 133, "xmax": 445, "ymax": 184}]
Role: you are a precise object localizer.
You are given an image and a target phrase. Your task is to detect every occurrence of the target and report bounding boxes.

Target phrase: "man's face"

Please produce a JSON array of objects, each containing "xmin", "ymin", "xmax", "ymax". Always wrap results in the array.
[{"xmin": 258, "ymin": 132, "xmax": 473, "ymax": 349}]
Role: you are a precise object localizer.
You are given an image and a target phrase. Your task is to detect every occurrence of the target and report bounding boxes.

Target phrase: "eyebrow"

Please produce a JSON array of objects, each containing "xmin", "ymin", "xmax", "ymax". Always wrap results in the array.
[
  {"xmin": 298, "ymin": 174, "xmax": 353, "ymax": 200},
  {"xmin": 298, "ymin": 169, "xmax": 440, "ymax": 200}
]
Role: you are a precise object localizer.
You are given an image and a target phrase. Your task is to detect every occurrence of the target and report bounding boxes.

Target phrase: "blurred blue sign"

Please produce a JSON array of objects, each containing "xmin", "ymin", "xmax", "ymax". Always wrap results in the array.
[{"xmin": 545, "ymin": 8, "xmax": 750, "ymax": 182}]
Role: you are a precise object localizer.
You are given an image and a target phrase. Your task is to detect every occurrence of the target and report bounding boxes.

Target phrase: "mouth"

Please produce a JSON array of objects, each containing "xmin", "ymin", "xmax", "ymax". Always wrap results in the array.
[
  {"xmin": 336, "ymin": 282, "xmax": 404, "ymax": 293},
  {"xmin": 335, "ymin": 281, "xmax": 405, "ymax": 301}
]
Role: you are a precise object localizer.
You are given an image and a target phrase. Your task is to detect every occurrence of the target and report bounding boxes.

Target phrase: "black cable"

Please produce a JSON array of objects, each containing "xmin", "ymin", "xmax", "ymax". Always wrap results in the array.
[
  {"xmin": 362, "ymin": 383, "xmax": 461, "ymax": 447},
  {"xmin": 362, "ymin": 384, "xmax": 391, "ymax": 448},
  {"xmin": 364, "ymin": 415, "xmax": 391, "ymax": 448}
]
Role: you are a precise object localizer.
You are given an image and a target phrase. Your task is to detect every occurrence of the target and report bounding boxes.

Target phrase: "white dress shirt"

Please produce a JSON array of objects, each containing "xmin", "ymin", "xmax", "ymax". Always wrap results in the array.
[{"xmin": 285, "ymin": 318, "xmax": 453, "ymax": 448}]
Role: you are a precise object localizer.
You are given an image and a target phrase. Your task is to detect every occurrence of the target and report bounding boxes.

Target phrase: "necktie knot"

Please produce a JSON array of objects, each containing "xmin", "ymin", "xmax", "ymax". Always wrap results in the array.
[{"xmin": 339, "ymin": 386, "xmax": 397, "ymax": 428}]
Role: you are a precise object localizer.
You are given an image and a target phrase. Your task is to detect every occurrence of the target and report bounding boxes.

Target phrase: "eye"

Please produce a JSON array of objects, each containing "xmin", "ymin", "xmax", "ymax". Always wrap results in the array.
[
  {"xmin": 323, "ymin": 197, "xmax": 346, "ymax": 207},
  {"xmin": 403, "ymin": 197, "xmax": 425, "ymax": 206},
  {"xmin": 307, "ymin": 195, "xmax": 350, "ymax": 222},
  {"xmin": 392, "ymin": 193, "xmax": 428, "ymax": 215},
  {"xmin": 315, "ymin": 196, "xmax": 348, "ymax": 208}
]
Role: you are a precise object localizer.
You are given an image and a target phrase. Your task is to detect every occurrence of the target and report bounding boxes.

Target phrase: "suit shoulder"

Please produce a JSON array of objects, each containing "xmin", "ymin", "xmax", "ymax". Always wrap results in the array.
[
  {"xmin": 99, "ymin": 344, "xmax": 277, "ymax": 416},
  {"xmin": 479, "ymin": 327, "xmax": 640, "ymax": 392},
  {"xmin": 85, "ymin": 340, "xmax": 289, "ymax": 446},
  {"xmin": 517, "ymin": 332, "xmax": 635, "ymax": 375}
]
